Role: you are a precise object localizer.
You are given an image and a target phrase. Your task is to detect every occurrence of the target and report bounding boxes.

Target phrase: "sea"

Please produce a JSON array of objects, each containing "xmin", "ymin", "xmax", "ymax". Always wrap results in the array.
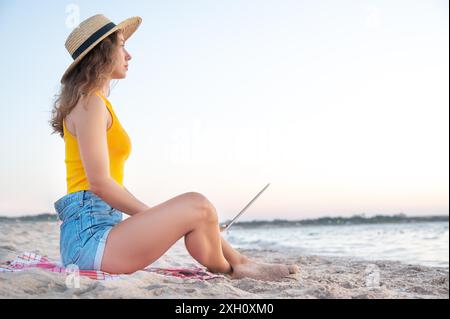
[{"xmin": 222, "ymin": 221, "xmax": 449, "ymax": 267}]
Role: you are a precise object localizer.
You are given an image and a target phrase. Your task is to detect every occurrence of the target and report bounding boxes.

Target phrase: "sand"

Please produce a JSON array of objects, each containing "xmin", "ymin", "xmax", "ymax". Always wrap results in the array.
[{"xmin": 0, "ymin": 221, "xmax": 448, "ymax": 299}]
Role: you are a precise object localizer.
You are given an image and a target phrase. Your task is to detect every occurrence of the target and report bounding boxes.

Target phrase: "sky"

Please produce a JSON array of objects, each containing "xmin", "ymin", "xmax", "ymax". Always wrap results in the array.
[{"xmin": 0, "ymin": 0, "xmax": 448, "ymax": 220}]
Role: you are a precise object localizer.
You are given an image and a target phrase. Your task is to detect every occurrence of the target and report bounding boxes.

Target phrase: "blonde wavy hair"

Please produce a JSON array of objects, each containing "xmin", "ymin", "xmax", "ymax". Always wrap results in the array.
[{"xmin": 49, "ymin": 30, "xmax": 121, "ymax": 138}]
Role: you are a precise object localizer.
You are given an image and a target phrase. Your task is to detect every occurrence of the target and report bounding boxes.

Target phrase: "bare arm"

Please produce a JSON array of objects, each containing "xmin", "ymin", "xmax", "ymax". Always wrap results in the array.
[
  {"xmin": 75, "ymin": 92, "xmax": 150, "ymax": 216},
  {"xmin": 124, "ymin": 186, "xmax": 151, "ymax": 214},
  {"xmin": 93, "ymin": 179, "xmax": 150, "ymax": 216}
]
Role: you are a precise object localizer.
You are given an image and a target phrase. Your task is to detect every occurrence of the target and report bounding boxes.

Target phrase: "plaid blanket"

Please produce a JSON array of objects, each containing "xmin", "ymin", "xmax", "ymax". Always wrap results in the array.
[{"xmin": 0, "ymin": 252, "xmax": 225, "ymax": 281}]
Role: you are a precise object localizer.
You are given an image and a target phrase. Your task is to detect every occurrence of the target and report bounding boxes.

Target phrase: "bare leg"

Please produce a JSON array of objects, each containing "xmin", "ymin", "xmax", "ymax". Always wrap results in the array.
[
  {"xmin": 183, "ymin": 216, "xmax": 232, "ymax": 274},
  {"xmin": 100, "ymin": 192, "xmax": 233, "ymax": 274},
  {"xmin": 203, "ymin": 203, "xmax": 299, "ymax": 281},
  {"xmin": 101, "ymin": 191, "xmax": 298, "ymax": 281},
  {"xmin": 220, "ymin": 236, "xmax": 249, "ymax": 265}
]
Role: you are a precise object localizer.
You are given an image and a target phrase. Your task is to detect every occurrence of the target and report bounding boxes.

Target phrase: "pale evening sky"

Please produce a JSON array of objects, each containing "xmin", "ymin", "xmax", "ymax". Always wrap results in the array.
[{"xmin": 0, "ymin": 0, "xmax": 448, "ymax": 220}]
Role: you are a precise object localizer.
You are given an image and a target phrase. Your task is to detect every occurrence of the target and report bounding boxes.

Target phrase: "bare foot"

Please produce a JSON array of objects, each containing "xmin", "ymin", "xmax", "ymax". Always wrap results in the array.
[{"xmin": 230, "ymin": 259, "xmax": 299, "ymax": 281}]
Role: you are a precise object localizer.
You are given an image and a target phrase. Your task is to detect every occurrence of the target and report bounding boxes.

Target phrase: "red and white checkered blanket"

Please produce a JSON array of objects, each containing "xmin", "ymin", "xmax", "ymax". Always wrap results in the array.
[{"xmin": 0, "ymin": 252, "xmax": 225, "ymax": 281}]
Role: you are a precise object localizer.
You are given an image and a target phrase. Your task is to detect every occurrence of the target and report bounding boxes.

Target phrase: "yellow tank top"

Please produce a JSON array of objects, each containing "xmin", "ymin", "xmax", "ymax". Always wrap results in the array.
[{"xmin": 63, "ymin": 91, "xmax": 132, "ymax": 194}]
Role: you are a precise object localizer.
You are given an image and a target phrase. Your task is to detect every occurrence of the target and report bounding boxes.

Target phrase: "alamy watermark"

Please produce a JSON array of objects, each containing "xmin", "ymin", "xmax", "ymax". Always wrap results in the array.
[
  {"xmin": 65, "ymin": 264, "xmax": 80, "ymax": 289},
  {"xmin": 165, "ymin": 119, "xmax": 297, "ymax": 164},
  {"xmin": 65, "ymin": 3, "xmax": 80, "ymax": 29},
  {"xmin": 364, "ymin": 264, "xmax": 381, "ymax": 289}
]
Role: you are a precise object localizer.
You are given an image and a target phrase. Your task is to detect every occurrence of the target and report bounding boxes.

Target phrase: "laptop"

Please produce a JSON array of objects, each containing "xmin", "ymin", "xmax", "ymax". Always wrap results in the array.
[{"xmin": 219, "ymin": 183, "xmax": 271, "ymax": 232}]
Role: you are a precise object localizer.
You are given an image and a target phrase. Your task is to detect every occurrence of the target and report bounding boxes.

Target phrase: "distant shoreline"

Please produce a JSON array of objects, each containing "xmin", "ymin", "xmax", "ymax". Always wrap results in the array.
[
  {"xmin": 0, "ymin": 213, "xmax": 448, "ymax": 226},
  {"xmin": 229, "ymin": 214, "xmax": 449, "ymax": 227}
]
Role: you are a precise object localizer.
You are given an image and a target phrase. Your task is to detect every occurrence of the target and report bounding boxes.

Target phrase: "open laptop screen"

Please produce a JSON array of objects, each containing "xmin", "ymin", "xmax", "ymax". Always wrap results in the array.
[{"xmin": 220, "ymin": 183, "xmax": 271, "ymax": 232}]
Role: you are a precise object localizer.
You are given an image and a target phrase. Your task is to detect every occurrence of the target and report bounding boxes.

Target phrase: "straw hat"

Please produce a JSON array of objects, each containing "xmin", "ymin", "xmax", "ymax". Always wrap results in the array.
[{"xmin": 61, "ymin": 14, "xmax": 142, "ymax": 83}]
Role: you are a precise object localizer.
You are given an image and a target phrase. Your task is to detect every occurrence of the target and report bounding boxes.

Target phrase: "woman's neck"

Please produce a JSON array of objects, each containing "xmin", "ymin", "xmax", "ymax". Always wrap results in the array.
[{"xmin": 99, "ymin": 81, "xmax": 111, "ymax": 97}]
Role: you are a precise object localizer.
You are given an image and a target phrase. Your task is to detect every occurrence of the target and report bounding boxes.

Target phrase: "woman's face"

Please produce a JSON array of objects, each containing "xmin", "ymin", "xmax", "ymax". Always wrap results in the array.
[{"xmin": 111, "ymin": 32, "xmax": 132, "ymax": 79}]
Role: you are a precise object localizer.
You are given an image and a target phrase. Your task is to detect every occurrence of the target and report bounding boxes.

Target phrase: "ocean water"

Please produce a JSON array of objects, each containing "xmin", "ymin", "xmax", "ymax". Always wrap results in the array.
[{"xmin": 222, "ymin": 222, "xmax": 449, "ymax": 268}]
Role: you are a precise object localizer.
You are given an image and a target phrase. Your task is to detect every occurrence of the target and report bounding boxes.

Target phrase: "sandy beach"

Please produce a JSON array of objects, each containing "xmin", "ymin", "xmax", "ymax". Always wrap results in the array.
[{"xmin": 0, "ymin": 220, "xmax": 448, "ymax": 299}]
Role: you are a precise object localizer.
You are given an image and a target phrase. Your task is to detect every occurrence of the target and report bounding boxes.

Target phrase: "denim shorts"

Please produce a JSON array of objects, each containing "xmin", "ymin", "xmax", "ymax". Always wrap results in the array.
[{"xmin": 54, "ymin": 190, "xmax": 123, "ymax": 270}]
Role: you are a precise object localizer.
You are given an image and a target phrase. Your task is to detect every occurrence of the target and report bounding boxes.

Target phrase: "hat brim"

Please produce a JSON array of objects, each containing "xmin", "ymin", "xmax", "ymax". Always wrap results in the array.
[{"xmin": 60, "ymin": 16, "xmax": 142, "ymax": 83}]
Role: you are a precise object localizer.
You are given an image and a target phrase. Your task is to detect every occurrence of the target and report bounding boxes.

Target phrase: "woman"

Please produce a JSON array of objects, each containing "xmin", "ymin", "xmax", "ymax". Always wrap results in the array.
[{"xmin": 50, "ymin": 14, "xmax": 298, "ymax": 281}]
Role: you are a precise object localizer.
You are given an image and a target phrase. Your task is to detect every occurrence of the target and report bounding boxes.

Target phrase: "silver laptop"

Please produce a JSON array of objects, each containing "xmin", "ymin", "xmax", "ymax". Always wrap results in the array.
[{"xmin": 220, "ymin": 183, "xmax": 271, "ymax": 232}]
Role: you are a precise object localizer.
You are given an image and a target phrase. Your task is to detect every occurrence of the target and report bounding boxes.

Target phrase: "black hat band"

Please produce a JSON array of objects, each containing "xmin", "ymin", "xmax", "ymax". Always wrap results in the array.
[{"xmin": 71, "ymin": 22, "xmax": 116, "ymax": 60}]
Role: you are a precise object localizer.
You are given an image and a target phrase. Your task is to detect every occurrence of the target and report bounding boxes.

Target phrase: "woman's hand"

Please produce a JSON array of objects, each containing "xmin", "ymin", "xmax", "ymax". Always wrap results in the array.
[{"xmin": 136, "ymin": 204, "xmax": 152, "ymax": 215}]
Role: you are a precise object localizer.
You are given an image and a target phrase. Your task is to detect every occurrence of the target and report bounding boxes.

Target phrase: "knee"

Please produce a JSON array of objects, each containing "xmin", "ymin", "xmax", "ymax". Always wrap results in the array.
[{"xmin": 185, "ymin": 192, "xmax": 218, "ymax": 223}]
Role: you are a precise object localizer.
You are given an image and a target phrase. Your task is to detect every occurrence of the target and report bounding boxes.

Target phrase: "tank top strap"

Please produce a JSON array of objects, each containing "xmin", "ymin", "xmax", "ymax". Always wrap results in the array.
[
  {"xmin": 94, "ymin": 90, "xmax": 109, "ymax": 105},
  {"xmin": 95, "ymin": 91, "xmax": 116, "ymax": 116}
]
